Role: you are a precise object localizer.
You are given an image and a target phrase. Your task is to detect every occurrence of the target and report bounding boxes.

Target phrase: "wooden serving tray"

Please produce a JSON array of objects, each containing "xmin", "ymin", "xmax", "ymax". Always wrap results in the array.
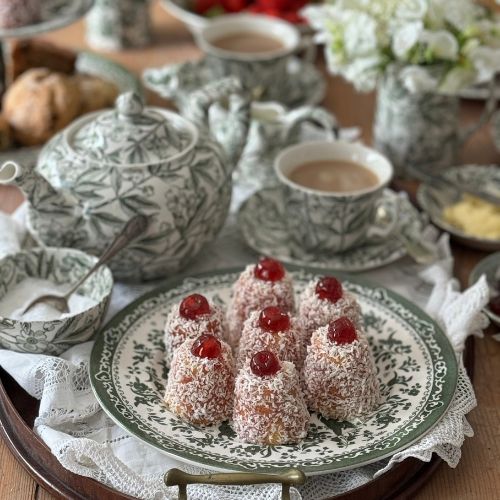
[{"xmin": 0, "ymin": 339, "xmax": 474, "ymax": 500}]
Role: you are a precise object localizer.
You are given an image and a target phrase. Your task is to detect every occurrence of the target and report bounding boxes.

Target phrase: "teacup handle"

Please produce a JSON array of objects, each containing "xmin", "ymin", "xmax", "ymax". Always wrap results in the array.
[
  {"xmin": 282, "ymin": 106, "xmax": 338, "ymax": 142},
  {"xmin": 365, "ymin": 193, "xmax": 400, "ymax": 244},
  {"xmin": 458, "ymin": 77, "xmax": 497, "ymax": 146}
]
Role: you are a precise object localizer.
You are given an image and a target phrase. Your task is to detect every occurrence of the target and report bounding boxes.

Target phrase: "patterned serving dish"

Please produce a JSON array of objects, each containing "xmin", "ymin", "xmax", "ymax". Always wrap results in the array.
[
  {"xmin": 90, "ymin": 266, "xmax": 458, "ymax": 475},
  {"xmin": 0, "ymin": 0, "xmax": 94, "ymax": 38},
  {"xmin": 0, "ymin": 247, "xmax": 113, "ymax": 355},
  {"xmin": 417, "ymin": 165, "xmax": 500, "ymax": 251}
]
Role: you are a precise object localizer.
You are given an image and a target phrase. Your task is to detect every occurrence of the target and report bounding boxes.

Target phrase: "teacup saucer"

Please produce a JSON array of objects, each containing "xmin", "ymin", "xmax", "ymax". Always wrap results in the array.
[
  {"xmin": 143, "ymin": 56, "xmax": 326, "ymax": 109},
  {"xmin": 238, "ymin": 188, "xmax": 424, "ymax": 272}
]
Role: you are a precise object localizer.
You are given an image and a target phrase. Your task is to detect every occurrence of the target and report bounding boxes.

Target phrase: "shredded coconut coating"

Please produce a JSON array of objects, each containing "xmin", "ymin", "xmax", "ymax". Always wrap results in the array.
[
  {"xmin": 233, "ymin": 360, "xmax": 310, "ymax": 445},
  {"xmin": 303, "ymin": 325, "xmax": 380, "ymax": 421},
  {"xmin": 164, "ymin": 337, "xmax": 235, "ymax": 426},
  {"xmin": 164, "ymin": 301, "xmax": 228, "ymax": 368},
  {"xmin": 236, "ymin": 311, "xmax": 304, "ymax": 370},
  {"xmin": 298, "ymin": 281, "xmax": 362, "ymax": 345},
  {"xmin": 227, "ymin": 264, "xmax": 295, "ymax": 348}
]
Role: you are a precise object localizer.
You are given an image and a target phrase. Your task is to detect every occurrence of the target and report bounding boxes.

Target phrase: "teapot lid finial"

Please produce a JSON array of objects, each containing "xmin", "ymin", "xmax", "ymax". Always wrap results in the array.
[{"xmin": 116, "ymin": 92, "xmax": 144, "ymax": 118}]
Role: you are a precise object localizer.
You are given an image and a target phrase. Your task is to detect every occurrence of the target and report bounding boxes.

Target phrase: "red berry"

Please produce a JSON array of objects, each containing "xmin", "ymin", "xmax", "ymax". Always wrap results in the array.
[
  {"xmin": 221, "ymin": 0, "xmax": 248, "ymax": 12},
  {"xmin": 179, "ymin": 293, "xmax": 210, "ymax": 320},
  {"xmin": 251, "ymin": 5, "xmax": 280, "ymax": 17},
  {"xmin": 327, "ymin": 317, "xmax": 357, "ymax": 345},
  {"xmin": 258, "ymin": 306, "xmax": 290, "ymax": 333},
  {"xmin": 191, "ymin": 334, "xmax": 222, "ymax": 359},
  {"xmin": 254, "ymin": 0, "xmax": 289, "ymax": 10},
  {"xmin": 250, "ymin": 350, "xmax": 281, "ymax": 377},
  {"xmin": 254, "ymin": 257, "xmax": 285, "ymax": 282},
  {"xmin": 282, "ymin": 10, "xmax": 303, "ymax": 23},
  {"xmin": 315, "ymin": 276, "xmax": 343, "ymax": 303},
  {"xmin": 194, "ymin": 0, "xmax": 219, "ymax": 14},
  {"xmin": 489, "ymin": 295, "xmax": 500, "ymax": 316}
]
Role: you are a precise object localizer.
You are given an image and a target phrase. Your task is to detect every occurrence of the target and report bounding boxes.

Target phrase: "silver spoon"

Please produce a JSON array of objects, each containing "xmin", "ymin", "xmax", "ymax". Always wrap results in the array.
[
  {"xmin": 376, "ymin": 205, "xmax": 438, "ymax": 265},
  {"xmin": 23, "ymin": 215, "xmax": 149, "ymax": 315}
]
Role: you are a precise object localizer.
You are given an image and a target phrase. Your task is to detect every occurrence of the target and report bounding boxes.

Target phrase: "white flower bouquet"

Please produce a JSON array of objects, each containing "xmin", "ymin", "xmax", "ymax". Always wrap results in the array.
[{"xmin": 303, "ymin": 0, "xmax": 500, "ymax": 94}]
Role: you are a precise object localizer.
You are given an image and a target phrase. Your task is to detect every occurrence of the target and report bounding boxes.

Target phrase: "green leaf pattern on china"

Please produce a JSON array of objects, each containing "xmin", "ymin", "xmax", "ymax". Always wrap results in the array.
[
  {"xmin": 33, "ymin": 103, "xmax": 239, "ymax": 281},
  {"xmin": 0, "ymin": 249, "xmax": 112, "ymax": 355},
  {"xmin": 87, "ymin": 0, "xmax": 151, "ymax": 49},
  {"xmin": 238, "ymin": 188, "xmax": 427, "ymax": 271},
  {"xmin": 373, "ymin": 69, "xmax": 463, "ymax": 174},
  {"xmin": 91, "ymin": 270, "xmax": 458, "ymax": 474}
]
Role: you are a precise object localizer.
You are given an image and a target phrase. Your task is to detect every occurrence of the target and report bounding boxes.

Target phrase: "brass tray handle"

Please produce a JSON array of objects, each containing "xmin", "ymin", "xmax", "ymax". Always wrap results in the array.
[{"xmin": 164, "ymin": 467, "xmax": 306, "ymax": 500}]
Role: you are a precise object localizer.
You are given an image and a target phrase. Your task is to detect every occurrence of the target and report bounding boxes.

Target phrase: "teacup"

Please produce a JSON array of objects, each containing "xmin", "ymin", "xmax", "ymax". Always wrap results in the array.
[
  {"xmin": 195, "ymin": 14, "xmax": 307, "ymax": 101},
  {"xmin": 274, "ymin": 140, "xmax": 395, "ymax": 254},
  {"xmin": 209, "ymin": 101, "xmax": 337, "ymax": 189}
]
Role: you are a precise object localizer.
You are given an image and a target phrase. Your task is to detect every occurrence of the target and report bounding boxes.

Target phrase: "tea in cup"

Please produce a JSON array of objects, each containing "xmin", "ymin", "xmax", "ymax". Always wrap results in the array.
[
  {"xmin": 195, "ymin": 14, "xmax": 306, "ymax": 101},
  {"xmin": 274, "ymin": 140, "xmax": 395, "ymax": 254}
]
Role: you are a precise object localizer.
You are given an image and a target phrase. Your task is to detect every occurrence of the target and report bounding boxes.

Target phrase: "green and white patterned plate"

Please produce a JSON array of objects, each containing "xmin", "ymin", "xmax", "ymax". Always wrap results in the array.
[
  {"xmin": 0, "ymin": 0, "xmax": 94, "ymax": 39},
  {"xmin": 90, "ymin": 267, "xmax": 458, "ymax": 475},
  {"xmin": 238, "ymin": 188, "xmax": 425, "ymax": 272}
]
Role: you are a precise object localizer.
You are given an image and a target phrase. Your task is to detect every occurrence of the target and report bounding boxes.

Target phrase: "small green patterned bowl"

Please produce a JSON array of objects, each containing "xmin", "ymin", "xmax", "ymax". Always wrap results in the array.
[{"xmin": 0, "ymin": 247, "xmax": 113, "ymax": 355}]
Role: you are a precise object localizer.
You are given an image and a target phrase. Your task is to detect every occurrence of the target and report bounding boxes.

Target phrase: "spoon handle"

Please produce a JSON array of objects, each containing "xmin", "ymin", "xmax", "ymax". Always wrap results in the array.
[{"xmin": 64, "ymin": 215, "xmax": 149, "ymax": 299}]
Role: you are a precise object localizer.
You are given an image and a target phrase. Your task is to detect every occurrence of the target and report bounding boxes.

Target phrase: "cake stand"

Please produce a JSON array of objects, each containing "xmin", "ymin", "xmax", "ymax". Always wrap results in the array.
[{"xmin": 0, "ymin": 0, "xmax": 94, "ymax": 92}]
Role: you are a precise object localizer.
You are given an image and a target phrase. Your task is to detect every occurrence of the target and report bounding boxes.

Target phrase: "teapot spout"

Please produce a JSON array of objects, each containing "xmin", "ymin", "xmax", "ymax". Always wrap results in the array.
[
  {"xmin": 0, "ymin": 161, "xmax": 19, "ymax": 185},
  {"xmin": 0, "ymin": 161, "xmax": 75, "ymax": 214}
]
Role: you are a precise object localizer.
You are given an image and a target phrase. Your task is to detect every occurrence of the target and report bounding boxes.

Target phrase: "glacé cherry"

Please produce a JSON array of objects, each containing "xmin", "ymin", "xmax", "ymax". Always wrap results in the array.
[
  {"xmin": 315, "ymin": 276, "xmax": 343, "ymax": 303},
  {"xmin": 258, "ymin": 306, "xmax": 290, "ymax": 333},
  {"xmin": 180, "ymin": 293, "xmax": 210, "ymax": 320},
  {"xmin": 191, "ymin": 334, "xmax": 221, "ymax": 359},
  {"xmin": 250, "ymin": 350, "xmax": 281, "ymax": 377},
  {"xmin": 327, "ymin": 317, "xmax": 357, "ymax": 345},
  {"xmin": 254, "ymin": 257, "xmax": 285, "ymax": 282}
]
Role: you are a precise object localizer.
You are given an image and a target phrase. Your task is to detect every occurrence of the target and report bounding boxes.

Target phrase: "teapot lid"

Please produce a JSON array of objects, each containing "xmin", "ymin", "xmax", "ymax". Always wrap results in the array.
[{"xmin": 70, "ymin": 92, "xmax": 193, "ymax": 165}]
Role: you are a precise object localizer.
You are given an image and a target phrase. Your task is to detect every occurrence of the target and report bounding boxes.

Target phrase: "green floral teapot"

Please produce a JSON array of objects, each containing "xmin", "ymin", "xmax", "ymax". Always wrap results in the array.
[{"xmin": 0, "ymin": 78, "xmax": 250, "ymax": 281}]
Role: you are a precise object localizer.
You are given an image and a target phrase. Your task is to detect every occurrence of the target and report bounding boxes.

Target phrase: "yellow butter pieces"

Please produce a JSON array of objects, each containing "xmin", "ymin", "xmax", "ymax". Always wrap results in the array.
[{"xmin": 442, "ymin": 194, "xmax": 500, "ymax": 239}]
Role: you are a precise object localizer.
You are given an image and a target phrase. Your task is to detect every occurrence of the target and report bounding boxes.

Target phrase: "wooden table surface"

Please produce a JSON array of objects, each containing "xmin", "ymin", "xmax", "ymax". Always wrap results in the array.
[{"xmin": 0, "ymin": 2, "xmax": 499, "ymax": 499}]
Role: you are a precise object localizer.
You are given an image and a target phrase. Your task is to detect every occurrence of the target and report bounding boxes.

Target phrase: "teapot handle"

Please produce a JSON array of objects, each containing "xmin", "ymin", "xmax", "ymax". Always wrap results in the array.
[
  {"xmin": 186, "ymin": 77, "xmax": 251, "ymax": 168},
  {"xmin": 458, "ymin": 77, "xmax": 497, "ymax": 146},
  {"xmin": 282, "ymin": 106, "xmax": 339, "ymax": 143}
]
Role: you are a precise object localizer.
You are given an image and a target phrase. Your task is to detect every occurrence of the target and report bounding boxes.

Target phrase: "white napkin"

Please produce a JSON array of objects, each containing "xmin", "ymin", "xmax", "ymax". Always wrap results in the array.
[{"xmin": 0, "ymin": 200, "xmax": 489, "ymax": 499}]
